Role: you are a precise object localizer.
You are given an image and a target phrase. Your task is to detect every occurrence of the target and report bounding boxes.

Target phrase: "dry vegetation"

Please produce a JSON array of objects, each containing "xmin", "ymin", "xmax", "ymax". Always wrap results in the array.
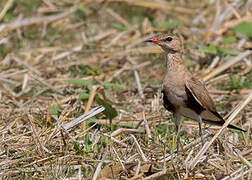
[{"xmin": 0, "ymin": 0, "xmax": 252, "ymax": 179}]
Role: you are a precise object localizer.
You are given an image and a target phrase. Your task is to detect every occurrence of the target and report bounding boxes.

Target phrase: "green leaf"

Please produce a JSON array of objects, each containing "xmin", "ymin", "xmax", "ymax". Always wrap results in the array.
[
  {"xmin": 199, "ymin": 45, "xmax": 217, "ymax": 54},
  {"xmin": 103, "ymin": 83, "xmax": 124, "ymax": 91},
  {"xmin": 220, "ymin": 73, "xmax": 252, "ymax": 91},
  {"xmin": 68, "ymin": 79, "xmax": 92, "ymax": 86},
  {"xmin": 4, "ymin": 12, "xmax": 16, "ymax": 20},
  {"xmin": 217, "ymin": 47, "xmax": 240, "ymax": 56},
  {"xmin": 79, "ymin": 92, "xmax": 90, "ymax": 100},
  {"xmin": 86, "ymin": 67, "xmax": 98, "ymax": 76},
  {"xmin": 84, "ymin": 133, "xmax": 93, "ymax": 152},
  {"xmin": 77, "ymin": 4, "xmax": 93, "ymax": 15},
  {"xmin": 233, "ymin": 22, "xmax": 252, "ymax": 38},
  {"xmin": 111, "ymin": 23, "xmax": 128, "ymax": 31},
  {"xmin": 159, "ymin": 20, "xmax": 183, "ymax": 29},
  {"xmin": 86, "ymin": 118, "xmax": 97, "ymax": 128},
  {"xmin": 223, "ymin": 36, "xmax": 237, "ymax": 45},
  {"xmin": 96, "ymin": 97, "xmax": 118, "ymax": 123},
  {"xmin": 72, "ymin": 141, "xmax": 84, "ymax": 156},
  {"xmin": 49, "ymin": 105, "xmax": 59, "ymax": 116}
]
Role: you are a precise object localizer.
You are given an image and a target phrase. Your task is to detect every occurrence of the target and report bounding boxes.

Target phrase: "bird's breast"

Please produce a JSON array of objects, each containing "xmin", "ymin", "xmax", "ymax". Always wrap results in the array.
[
  {"xmin": 162, "ymin": 83, "xmax": 187, "ymax": 107},
  {"xmin": 162, "ymin": 70, "xmax": 191, "ymax": 107}
]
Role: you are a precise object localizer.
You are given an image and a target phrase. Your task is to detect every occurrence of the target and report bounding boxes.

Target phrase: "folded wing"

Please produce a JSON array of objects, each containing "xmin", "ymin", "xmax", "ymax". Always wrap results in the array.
[{"xmin": 185, "ymin": 78, "xmax": 225, "ymax": 123}]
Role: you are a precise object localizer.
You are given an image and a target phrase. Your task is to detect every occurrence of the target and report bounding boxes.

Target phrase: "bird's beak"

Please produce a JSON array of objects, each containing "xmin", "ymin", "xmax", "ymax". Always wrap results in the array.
[
  {"xmin": 145, "ymin": 38, "xmax": 153, "ymax": 43},
  {"xmin": 145, "ymin": 37, "xmax": 161, "ymax": 43}
]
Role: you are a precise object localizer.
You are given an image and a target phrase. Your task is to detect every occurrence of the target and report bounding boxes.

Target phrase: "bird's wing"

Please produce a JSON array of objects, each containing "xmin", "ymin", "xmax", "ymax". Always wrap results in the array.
[
  {"xmin": 185, "ymin": 78, "xmax": 246, "ymax": 131},
  {"xmin": 185, "ymin": 78, "xmax": 224, "ymax": 120}
]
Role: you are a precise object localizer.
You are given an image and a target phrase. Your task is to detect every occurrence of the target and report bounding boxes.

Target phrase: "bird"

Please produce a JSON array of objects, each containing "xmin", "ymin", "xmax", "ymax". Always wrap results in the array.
[{"xmin": 145, "ymin": 34, "xmax": 246, "ymax": 148}]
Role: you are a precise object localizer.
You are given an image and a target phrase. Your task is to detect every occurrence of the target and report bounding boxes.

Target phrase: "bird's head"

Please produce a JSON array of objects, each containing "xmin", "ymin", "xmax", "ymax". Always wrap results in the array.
[{"xmin": 145, "ymin": 34, "xmax": 182, "ymax": 53}]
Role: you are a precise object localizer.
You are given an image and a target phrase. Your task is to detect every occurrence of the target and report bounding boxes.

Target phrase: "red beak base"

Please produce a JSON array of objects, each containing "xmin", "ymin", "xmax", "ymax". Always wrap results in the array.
[{"xmin": 145, "ymin": 38, "xmax": 161, "ymax": 43}]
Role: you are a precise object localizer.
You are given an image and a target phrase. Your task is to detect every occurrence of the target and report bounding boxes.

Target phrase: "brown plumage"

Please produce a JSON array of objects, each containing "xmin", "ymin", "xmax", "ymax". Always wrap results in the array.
[{"xmin": 145, "ymin": 34, "xmax": 246, "ymax": 147}]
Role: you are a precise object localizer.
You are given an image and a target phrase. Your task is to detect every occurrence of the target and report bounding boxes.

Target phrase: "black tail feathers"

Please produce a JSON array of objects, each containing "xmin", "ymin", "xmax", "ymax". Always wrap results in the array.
[
  {"xmin": 203, "ymin": 119, "xmax": 246, "ymax": 132},
  {"xmin": 227, "ymin": 124, "xmax": 246, "ymax": 132}
]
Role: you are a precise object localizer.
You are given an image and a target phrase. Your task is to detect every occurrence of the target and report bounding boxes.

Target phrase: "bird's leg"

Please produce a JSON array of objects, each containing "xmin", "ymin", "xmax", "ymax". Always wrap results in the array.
[
  {"xmin": 174, "ymin": 112, "xmax": 181, "ymax": 152},
  {"xmin": 198, "ymin": 115, "xmax": 205, "ymax": 146}
]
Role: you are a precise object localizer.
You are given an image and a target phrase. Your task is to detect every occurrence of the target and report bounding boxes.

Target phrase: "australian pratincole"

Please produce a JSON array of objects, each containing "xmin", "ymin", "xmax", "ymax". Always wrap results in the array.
[{"xmin": 145, "ymin": 34, "xmax": 246, "ymax": 149}]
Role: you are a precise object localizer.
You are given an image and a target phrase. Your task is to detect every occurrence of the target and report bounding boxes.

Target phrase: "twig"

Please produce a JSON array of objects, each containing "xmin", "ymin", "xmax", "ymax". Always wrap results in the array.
[
  {"xmin": 42, "ymin": 0, "xmax": 56, "ymax": 9},
  {"xmin": 0, "ymin": 37, "xmax": 8, "ymax": 45},
  {"xmin": 237, "ymin": 38, "xmax": 247, "ymax": 49},
  {"xmin": 0, "ymin": 0, "xmax": 14, "ymax": 22},
  {"xmin": 11, "ymin": 54, "xmax": 41, "ymax": 76},
  {"xmin": 211, "ymin": 0, "xmax": 243, "ymax": 31},
  {"xmin": 144, "ymin": 168, "xmax": 167, "ymax": 180},
  {"xmin": 53, "ymin": 30, "xmax": 116, "ymax": 61},
  {"xmin": 107, "ymin": 136, "xmax": 128, "ymax": 147},
  {"xmin": 22, "ymin": 74, "xmax": 29, "ymax": 91},
  {"xmin": 231, "ymin": 169, "xmax": 252, "ymax": 180},
  {"xmin": 208, "ymin": 56, "xmax": 220, "ymax": 72},
  {"xmin": 189, "ymin": 92, "xmax": 252, "ymax": 170},
  {"xmin": 108, "ymin": 0, "xmax": 195, "ymax": 14},
  {"xmin": 129, "ymin": 173, "xmax": 144, "ymax": 180},
  {"xmin": 233, "ymin": 148, "xmax": 252, "ymax": 168},
  {"xmin": 216, "ymin": 14, "xmax": 252, "ymax": 35},
  {"xmin": 245, "ymin": 0, "xmax": 252, "ymax": 12},
  {"xmin": 172, "ymin": 164, "xmax": 181, "ymax": 180},
  {"xmin": 55, "ymin": 106, "xmax": 105, "ymax": 136},
  {"xmin": 106, "ymin": 8, "xmax": 131, "ymax": 27},
  {"xmin": 151, "ymin": 94, "xmax": 160, "ymax": 112},
  {"xmin": 85, "ymin": 86, "xmax": 101, "ymax": 113},
  {"xmin": 27, "ymin": 114, "xmax": 46, "ymax": 157},
  {"xmin": 143, "ymin": 111, "xmax": 152, "ymax": 138},
  {"xmin": 155, "ymin": 133, "xmax": 209, "ymax": 162},
  {"xmin": 184, "ymin": 148, "xmax": 194, "ymax": 178},
  {"xmin": 131, "ymin": 134, "xmax": 148, "ymax": 162},
  {"xmin": 203, "ymin": 50, "xmax": 251, "ymax": 81},
  {"xmin": 133, "ymin": 69, "xmax": 145, "ymax": 99},
  {"xmin": 92, "ymin": 152, "xmax": 108, "ymax": 180},
  {"xmin": 0, "ymin": 8, "xmax": 76, "ymax": 33},
  {"xmin": 210, "ymin": 0, "xmax": 221, "ymax": 31},
  {"xmin": 221, "ymin": 167, "xmax": 244, "ymax": 180},
  {"xmin": 52, "ymin": 45, "xmax": 82, "ymax": 61},
  {"xmin": 126, "ymin": 34, "xmax": 153, "ymax": 49},
  {"xmin": 107, "ymin": 65, "xmax": 127, "ymax": 82},
  {"xmin": 23, "ymin": 155, "xmax": 56, "ymax": 168},
  {"xmin": 51, "ymin": 95, "xmax": 79, "ymax": 107},
  {"xmin": 135, "ymin": 161, "xmax": 141, "ymax": 176},
  {"xmin": 110, "ymin": 128, "xmax": 145, "ymax": 137},
  {"xmin": 0, "ymin": 77, "xmax": 17, "ymax": 84},
  {"xmin": 86, "ymin": 29, "xmax": 116, "ymax": 43},
  {"xmin": 192, "ymin": 9, "xmax": 207, "ymax": 25},
  {"xmin": 29, "ymin": 72, "xmax": 63, "ymax": 95},
  {"xmin": 107, "ymin": 61, "xmax": 150, "ymax": 82},
  {"xmin": 112, "ymin": 146, "xmax": 126, "ymax": 172},
  {"xmin": 105, "ymin": 25, "xmax": 138, "ymax": 47},
  {"xmin": 82, "ymin": 85, "xmax": 101, "ymax": 130}
]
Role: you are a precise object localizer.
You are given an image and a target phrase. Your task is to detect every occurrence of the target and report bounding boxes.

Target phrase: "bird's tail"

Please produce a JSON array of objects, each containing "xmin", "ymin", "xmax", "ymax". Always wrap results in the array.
[
  {"xmin": 203, "ymin": 119, "xmax": 246, "ymax": 132},
  {"xmin": 227, "ymin": 124, "xmax": 247, "ymax": 132}
]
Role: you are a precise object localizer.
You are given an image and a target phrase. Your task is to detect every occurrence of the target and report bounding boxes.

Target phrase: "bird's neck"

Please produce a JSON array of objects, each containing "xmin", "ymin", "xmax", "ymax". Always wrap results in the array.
[{"xmin": 164, "ymin": 52, "xmax": 184, "ymax": 72}]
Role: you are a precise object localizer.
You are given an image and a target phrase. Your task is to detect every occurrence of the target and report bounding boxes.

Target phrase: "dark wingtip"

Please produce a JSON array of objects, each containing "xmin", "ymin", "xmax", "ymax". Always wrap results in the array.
[
  {"xmin": 203, "ymin": 118, "xmax": 246, "ymax": 132},
  {"xmin": 227, "ymin": 124, "xmax": 247, "ymax": 132}
]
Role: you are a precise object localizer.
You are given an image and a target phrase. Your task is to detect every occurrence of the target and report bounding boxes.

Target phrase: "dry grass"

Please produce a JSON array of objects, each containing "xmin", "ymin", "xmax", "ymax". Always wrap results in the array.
[{"xmin": 0, "ymin": 0, "xmax": 251, "ymax": 179}]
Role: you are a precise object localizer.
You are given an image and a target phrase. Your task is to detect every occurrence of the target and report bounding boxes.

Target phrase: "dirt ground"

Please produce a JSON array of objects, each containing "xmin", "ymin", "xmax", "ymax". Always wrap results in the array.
[{"xmin": 0, "ymin": 0, "xmax": 251, "ymax": 179}]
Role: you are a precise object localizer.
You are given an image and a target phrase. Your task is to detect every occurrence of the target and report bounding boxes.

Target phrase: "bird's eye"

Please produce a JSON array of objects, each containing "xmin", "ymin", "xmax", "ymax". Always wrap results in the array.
[{"xmin": 165, "ymin": 37, "xmax": 173, "ymax": 42}]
